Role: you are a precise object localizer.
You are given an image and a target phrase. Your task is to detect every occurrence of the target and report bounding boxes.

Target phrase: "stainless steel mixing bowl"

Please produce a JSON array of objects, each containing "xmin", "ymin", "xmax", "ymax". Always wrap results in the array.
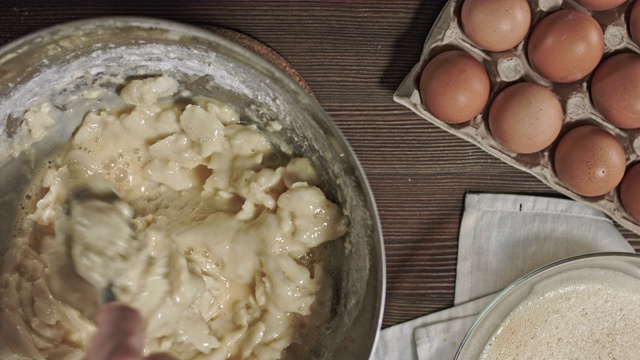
[{"xmin": 0, "ymin": 17, "xmax": 385, "ymax": 359}]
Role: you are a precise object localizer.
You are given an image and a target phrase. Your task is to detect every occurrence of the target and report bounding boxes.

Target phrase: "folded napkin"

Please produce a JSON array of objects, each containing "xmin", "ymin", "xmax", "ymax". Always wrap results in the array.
[{"xmin": 373, "ymin": 193, "xmax": 634, "ymax": 360}]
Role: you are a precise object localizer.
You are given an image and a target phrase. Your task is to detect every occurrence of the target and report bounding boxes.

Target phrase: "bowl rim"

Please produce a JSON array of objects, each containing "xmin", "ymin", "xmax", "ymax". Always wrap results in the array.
[{"xmin": 455, "ymin": 251, "xmax": 640, "ymax": 358}]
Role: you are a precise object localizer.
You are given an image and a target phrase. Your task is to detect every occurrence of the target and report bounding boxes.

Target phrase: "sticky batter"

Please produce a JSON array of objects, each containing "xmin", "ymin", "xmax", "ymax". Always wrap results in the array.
[{"xmin": 0, "ymin": 76, "xmax": 347, "ymax": 360}]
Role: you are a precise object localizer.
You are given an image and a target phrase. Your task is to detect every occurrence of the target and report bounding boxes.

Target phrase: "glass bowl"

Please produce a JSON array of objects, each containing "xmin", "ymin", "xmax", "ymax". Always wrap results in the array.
[{"xmin": 455, "ymin": 252, "xmax": 640, "ymax": 359}]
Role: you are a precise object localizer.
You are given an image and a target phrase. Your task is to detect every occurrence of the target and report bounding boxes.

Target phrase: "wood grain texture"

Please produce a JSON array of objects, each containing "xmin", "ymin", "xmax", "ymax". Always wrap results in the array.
[{"xmin": 1, "ymin": 0, "xmax": 638, "ymax": 329}]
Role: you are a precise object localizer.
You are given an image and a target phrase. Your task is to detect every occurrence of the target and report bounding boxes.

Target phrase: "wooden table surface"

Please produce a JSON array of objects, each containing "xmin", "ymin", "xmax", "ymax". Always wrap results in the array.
[{"xmin": 2, "ymin": 1, "xmax": 639, "ymax": 330}]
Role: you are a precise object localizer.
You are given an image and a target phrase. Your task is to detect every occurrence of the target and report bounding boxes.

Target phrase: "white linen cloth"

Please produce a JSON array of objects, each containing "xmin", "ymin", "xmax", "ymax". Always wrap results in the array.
[{"xmin": 372, "ymin": 193, "xmax": 634, "ymax": 360}]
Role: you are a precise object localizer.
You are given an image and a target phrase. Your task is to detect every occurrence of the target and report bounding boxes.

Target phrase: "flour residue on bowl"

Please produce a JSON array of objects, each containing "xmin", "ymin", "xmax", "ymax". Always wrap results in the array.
[{"xmin": 0, "ymin": 76, "xmax": 347, "ymax": 360}]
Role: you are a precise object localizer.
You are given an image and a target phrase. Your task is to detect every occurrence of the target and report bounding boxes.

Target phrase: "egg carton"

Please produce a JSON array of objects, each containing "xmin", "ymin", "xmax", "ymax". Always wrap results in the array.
[{"xmin": 394, "ymin": 0, "xmax": 640, "ymax": 235}]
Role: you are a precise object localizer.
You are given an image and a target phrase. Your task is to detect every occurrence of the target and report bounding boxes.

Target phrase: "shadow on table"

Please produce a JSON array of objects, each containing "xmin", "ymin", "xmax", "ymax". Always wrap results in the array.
[
  {"xmin": 0, "ymin": 1, "xmax": 247, "ymax": 47},
  {"xmin": 379, "ymin": 0, "xmax": 448, "ymax": 93}
]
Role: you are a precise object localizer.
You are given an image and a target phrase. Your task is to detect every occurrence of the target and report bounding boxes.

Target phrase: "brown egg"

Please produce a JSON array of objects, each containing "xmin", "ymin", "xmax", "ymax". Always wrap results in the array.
[
  {"xmin": 461, "ymin": 0, "xmax": 531, "ymax": 52},
  {"xmin": 527, "ymin": 9, "xmax": 604, "ymax": 83},
  {"xmin": 419, "ymin": 50, "xmax": 490, "ymax": 124},
  {"xmin": 631, "ymin": 0, "xmax": 640, "ymax": 46},
  {"xmin": 591, "ymin": 53, "xmax": 640, "ymax": 129},
  {"xmin": 621, "ymin": 162, "xmax": 640, "ymax": 222},
  {"xmin": 575, "ymin": 0, "xmax": 626, "ymax": 11},
  {"xmin": 554, "ymin": 125, "xmax": 626, "ymax": 197},
  {"xmin": 489, "ymin": 82, "xmax": 563, "ymax": 154}
]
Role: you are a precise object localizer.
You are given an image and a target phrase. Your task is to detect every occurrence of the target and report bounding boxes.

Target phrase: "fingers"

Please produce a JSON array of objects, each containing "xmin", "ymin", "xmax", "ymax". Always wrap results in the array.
[{"xmin": 86, "ymin": 303, "xmax": 145, "ymax": 360}]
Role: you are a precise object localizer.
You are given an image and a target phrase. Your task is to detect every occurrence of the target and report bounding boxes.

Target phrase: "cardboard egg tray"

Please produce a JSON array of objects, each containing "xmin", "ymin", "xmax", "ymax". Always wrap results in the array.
[{"xmin": 394, "ymin": 0, "xmax": 640, "ymax": 235}]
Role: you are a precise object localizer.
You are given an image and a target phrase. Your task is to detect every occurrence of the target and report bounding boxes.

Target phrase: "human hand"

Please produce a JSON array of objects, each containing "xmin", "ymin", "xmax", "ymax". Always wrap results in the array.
[{"xmin": 86, "ymin": 303, "xmax": 175, "ymax": 360}]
